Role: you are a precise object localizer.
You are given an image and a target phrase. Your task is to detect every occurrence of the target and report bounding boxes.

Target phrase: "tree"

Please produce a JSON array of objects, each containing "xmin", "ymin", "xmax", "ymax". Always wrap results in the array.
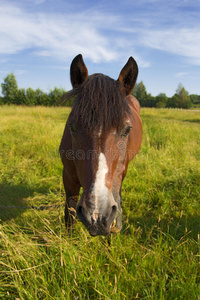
[
  {"xmin": 1, "ymin": 73, "xmax": 18, "ymax": 104},
  {"xmin": 26, "ymin": 87, "xmax": 37, "ymax": 106},
  {"xmin": 16, "ymin": 88, "xmax": 26, "ymax": 105},
  {"xmin": 175, "ymin": 83, "xmax": 191, "ymax": 108},
  {"xmin": 1, "ymin": 72, "xmax": 196, "ymax": 108},
  {"xmin": 48, "ymin": 87, "xmax": 66, "ymax": 106},
  {"xmin": 167, "ymin": 84, "xmax": 192, "ymax": 109},
  {"xmin": 132, "ymin": 81, "xmax": 148, "ymax": 106},
  {"xmin": 35, "ymin": 89, "xmax": 49, "ymax": 106},
  {"xmin": 155, "ymin": 93, "xmax": 168, "ymax": 108},
  {"xmin": 167, "ymin": 95, "xmax": 179, "ymax": 108},
  {"xmin": 189, "ymin": 94, "xmax": 200, "ymax": 107},
  {"xmin": 145, "ymin": 94, "xmax": 156, "ymax": 107}
]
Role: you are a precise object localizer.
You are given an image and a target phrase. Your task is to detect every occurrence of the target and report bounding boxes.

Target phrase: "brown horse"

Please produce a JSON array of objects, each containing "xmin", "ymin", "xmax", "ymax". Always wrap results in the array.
[{"xmin": 60, "ymin": 54, "xmax": 142, "ymax": 236}]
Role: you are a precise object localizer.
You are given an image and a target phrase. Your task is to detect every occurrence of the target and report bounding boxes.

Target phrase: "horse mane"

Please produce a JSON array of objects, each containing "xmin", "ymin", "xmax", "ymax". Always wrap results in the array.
[{"xmin": 65, "ymin": 73, "xmax": 132, "ymax": 132}]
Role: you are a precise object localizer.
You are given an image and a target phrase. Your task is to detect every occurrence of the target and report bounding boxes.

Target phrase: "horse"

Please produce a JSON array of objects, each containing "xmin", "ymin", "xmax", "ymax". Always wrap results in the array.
[{"xmin": 59, "ymin": 54, "xmax": 142, "ymax": 236}]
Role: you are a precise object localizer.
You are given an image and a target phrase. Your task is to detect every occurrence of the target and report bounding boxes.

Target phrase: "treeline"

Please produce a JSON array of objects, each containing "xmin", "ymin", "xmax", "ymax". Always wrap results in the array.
[
  {"xmin": 132, "ymin": 81, "xmax": 200, "ymax": 109},
  {"xmin": 1, "ymin": 73, "xmax": 200, "ymax": 108},
  {"xmin": 0, "ymin": 73, "xmax": 72, "ymax": 106}
]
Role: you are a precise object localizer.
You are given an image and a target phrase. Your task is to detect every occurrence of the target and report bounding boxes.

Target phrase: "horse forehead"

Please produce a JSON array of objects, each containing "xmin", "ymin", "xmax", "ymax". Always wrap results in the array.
[
  {"xmin": 97, "ymin": 127, "xmax": 102, "ymax": 137},
  {"xmin": 79, "ymin": 126, "xmax": 120, "ymax": 150},
  {"xmin": 96, "ymin": 127, "xmax": 117, "ymax": 143},
  {"xmin": 82, "ymin": 127, "xmax": 113, "ymax": 141}
]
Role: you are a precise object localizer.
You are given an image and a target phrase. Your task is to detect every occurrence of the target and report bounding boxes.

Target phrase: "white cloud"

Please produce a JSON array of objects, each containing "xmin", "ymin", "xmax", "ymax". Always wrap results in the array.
[
  {"xmin": 140, "ymin": 28, "xmax": 200, "ymax": 64},
  {"xmin": 1, "ymin": 1, "xmax": 200, "ymax": 68},
  {"xmin": 0, "ymin": 3, "xmax": 119, "ymax": 63},
  {"xmin": 175, "ymin": 72, "xmax": 189, "ymax": 78}
]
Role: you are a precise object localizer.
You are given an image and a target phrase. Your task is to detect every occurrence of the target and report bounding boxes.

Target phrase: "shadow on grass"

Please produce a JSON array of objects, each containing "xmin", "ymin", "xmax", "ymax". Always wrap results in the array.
[
  {"xmin": 183, "ymin": 119, "xmax": 200, "ymax": 124},
  {"xmin": 0, "ymin": 183, "xmax": 49, "ymax": 222},
  {"xmin": 123, "ymin": 214, "xmax": 200, "ymax": 244}
]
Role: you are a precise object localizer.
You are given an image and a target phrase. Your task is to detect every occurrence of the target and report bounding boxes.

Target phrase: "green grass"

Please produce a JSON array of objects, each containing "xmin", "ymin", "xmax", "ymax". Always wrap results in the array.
[{"xmin": 0, "ymin": 106, "xmax": 199, "ymax": 300}]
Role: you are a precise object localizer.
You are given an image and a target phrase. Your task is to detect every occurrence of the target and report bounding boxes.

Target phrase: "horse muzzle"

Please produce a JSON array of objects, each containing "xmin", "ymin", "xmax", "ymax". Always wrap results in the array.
[{"xmin": 76, "ymin": 197, "xmax": 118, "ymax": 236}]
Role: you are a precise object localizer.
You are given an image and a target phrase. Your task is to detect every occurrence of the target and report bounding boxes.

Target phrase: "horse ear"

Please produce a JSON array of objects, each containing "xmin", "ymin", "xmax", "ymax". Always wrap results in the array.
[
  {"xmin": 70, "ymin": 54, "xmax": 88, "ymax": 88},
  {"xmin": 118, "ymin": 57, "xmax": 138, "ymax": 95}
]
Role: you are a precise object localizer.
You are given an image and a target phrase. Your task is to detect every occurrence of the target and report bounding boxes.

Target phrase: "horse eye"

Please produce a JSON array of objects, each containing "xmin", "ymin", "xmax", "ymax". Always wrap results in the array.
[
  {"xmin": 68, "ymin": 124, "xmax": 76, "ymax": 134},
  {"xmin": 122, "ymin": 126, "xmax": 132, "ymax": 137}
]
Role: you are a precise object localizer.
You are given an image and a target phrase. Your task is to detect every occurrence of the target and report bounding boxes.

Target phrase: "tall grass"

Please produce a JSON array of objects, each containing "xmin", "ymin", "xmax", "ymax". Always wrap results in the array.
[{"xmin": 0, "ymin": 106, "xmax": 199, "ymax": 299}]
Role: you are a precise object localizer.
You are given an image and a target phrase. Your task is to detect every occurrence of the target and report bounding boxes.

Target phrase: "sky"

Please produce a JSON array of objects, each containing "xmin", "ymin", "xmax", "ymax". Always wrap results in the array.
[{"xmin": 0, "ymin": 0, "xmax": 200, "ymax": 97}]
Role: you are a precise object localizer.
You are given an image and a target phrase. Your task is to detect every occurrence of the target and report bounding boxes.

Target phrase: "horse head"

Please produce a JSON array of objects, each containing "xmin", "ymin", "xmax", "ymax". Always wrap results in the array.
[{"xmin": 60, "ymin": 55, "xmax": 142, "ymax": 236}]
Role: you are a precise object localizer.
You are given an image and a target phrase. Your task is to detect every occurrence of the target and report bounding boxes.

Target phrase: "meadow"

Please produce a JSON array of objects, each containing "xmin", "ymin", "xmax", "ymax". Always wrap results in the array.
[{"xmin": 0, "ymin": 105, "xmax": 199, "ymax": 300}]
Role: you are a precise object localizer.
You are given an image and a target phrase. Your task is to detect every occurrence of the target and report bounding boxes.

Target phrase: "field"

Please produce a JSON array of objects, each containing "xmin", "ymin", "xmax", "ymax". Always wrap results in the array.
[{"xmin": 0, "ymin": 105, "xmax": 200, "ymax": 300}]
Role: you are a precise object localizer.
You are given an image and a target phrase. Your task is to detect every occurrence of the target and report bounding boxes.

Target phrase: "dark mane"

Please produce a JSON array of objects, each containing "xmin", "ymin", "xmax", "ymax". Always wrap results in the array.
[{"xmin": 66, "ymin": 74, "xmax": 132, "ymax": 132}]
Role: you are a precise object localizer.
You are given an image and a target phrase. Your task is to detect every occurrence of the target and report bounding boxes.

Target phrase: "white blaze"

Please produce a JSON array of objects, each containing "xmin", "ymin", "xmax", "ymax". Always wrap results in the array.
[{"xmin": 91, "ymin": 152, "xmax": 109, "ymax": 221}]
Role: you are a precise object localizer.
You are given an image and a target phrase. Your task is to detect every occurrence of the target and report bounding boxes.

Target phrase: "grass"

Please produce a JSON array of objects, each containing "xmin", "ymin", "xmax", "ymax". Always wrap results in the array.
[{"xmin": 0, "ymin": 105, "xmax": 199, "ymax": 299}]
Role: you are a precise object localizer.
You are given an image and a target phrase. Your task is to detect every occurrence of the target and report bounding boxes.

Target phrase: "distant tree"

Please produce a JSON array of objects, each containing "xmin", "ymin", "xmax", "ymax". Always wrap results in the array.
[
  {"xmin": 167, "ymin": 84, "xmax": 191, "ymax": 109},
  {"xmin": 16, "ymin": 88, "xmax": 26, "ymax": 105},
  {"xmin": 1, "ymin": 73, "xmax": 18, "ymax": 104},
  {"xmin": 35, "ymin": 89, "xmax": 49, "ymax": 106},
  {"xmin": 133, "ymin": 82, "xmax": 164, "ymax": 107},
  {"xmin": 155, "ymin": 93, "xmax": 168, "ymax": 108},
  {"xmin": 145, "ymin": 94, "xmax": 156, "ymax": 107},
  {"xmin": 176, "ymin": 83, "xmax": 191, "ymax": 108},
  {"xmin": 132, "ymin": 81, "xmax": 148, "ymax": 106},
  {"xmin": 48, "ymin": 87, "xmax": 66, "ymax": 106},
  {"xmin": 1, "ymin": 72, "xmax": 196, "ymax": 108},
  {"xmin": 190, "ymin": 94, "xmax": 200, "ymax": 106},
  {"xmin": 167, "ymin": 94, "xmax": 179, "ymax": 108},
  {"xmin": 35, "ymin": 88, "xmax": 43, "ymax": 105},
  {"xmin": 25, "ymin": 87, "xmax": 37, "ymax": 106}
]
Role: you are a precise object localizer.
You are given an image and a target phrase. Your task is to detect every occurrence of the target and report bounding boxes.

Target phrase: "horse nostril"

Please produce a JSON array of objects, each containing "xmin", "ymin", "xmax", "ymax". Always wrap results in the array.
[
  {"xmin": 112, "ymin": 205, "xmax": 117, "ymax": 215},
  {"xmin": 76, "ymin": 205, "xmax": 84, "ymax": 220},
  {"xmin": 76, "ymin": 204, "xmax": 92, "ymax": 226},
  {"xmin": 97, "ymin": 214, "xmax": 102, "ymax": 222}
]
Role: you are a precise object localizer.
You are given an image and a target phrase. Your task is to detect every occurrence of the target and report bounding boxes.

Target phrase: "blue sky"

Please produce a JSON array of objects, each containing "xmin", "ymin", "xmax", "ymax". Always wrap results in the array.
[{"xmin": 0, "ymin": 0, "xmax": 200, "ymax": 96}]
